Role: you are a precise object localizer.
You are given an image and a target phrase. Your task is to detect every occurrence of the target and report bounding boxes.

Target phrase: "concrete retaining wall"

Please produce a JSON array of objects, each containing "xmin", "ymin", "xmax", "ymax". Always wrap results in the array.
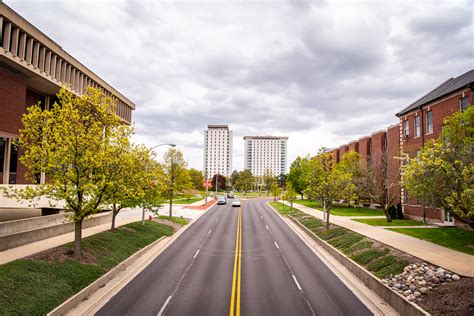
[
  {"xmin": 0, "ymin": 213, "xmax": 68, "ymax": 236},
  {"xmin": 0, "ymin": 212, "xmax": 112, "ymax": 251},
  {"xmin": 288, "ymin": 215, "xmax": 428, "ymax": 316}
]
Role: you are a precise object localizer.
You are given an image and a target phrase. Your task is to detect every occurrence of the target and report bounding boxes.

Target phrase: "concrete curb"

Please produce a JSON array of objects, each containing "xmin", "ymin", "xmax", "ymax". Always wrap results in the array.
[
  {"xmin": 287, "ymin": 214, "xmax": 429, "ymax": 316},
  {"xmin": 47, "ymin": 234, "xmax": 168, "ymax": 316}
]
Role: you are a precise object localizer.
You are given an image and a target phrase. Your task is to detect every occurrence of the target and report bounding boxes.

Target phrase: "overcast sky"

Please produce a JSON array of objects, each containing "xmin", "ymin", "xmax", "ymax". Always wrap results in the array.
[{"xmin": 7, "ymin": 0, "xmax": 473, "ymax": 171}]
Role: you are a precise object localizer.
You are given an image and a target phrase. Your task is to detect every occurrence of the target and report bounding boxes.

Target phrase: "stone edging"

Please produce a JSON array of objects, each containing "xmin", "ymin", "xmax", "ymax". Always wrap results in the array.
[
  {"xmin": 287, "ymin": 214, "xmax": 429, "ymax": 316},
  {"xmin": 47, "ymin": 234, "xmax": 167, "ymax": 316}
]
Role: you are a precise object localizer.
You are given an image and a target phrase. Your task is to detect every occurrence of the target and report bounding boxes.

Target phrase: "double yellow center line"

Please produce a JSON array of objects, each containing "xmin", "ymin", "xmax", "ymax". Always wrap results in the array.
[{"xmin": 229, "ymin": 205, "xmax": 243, "ymax": 316}]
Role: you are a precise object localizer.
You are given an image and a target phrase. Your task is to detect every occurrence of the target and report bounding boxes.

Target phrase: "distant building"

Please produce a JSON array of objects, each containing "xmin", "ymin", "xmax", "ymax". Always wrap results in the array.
[
  {"xmin": 244, "ymin": 136, "xmax": 288, "ymax": 177},
  {"xmin": 0, "ymin": 2, "xmax": 135, "ymax": 186},
  {"xmin": 203, "ymin": 125, "xmax": 233, "ymax": 178}
]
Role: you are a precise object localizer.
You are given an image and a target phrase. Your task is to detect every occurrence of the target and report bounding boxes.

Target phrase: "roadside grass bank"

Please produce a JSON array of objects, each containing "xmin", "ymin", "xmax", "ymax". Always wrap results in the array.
[
  {"xmin": 0, "ymin": 221, "xmax": 174, "ymax": 315},
  {"xmin": 294, "ymin": 200, "xmax": 385, "ymax": 216},
  {"xmin": 157, "ymin": 215, "xmax": 189, "ymax": 226},
  {"xmin": 388, "ymin": 227, "xmax": 474, "ymax": 255},
  {"xmin": 353, "ymin": 218, "xmax": 427, "ymax": 227},
  {"xmin": 269, "ymin": 202, "xmax": 474, "ymax": 314},
  {"xmin": 269, "ymin": 202, "xmax": 409, "ymax": 279}
]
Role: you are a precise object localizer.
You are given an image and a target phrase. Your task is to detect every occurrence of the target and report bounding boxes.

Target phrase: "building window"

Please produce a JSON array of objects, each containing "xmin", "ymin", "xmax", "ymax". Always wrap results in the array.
[
  {"xmin": 460, "ymin": 96, "xmax": 469, "ymax": 111},
  {"xmin": 403, "ymin": 120, "xmax": 409, "ymax": 140},
  {"xmin": 414, "ymin": 116, "xmax": 420, "ymax": 138},
  {"xmin": 426, "ymin": 111, "xmax": 433, "ymax": 134}
]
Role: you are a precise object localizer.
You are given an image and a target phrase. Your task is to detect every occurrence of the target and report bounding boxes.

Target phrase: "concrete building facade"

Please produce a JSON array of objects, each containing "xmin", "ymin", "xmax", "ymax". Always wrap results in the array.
[
  {"xmin": 203, "ymin": 125, "xmax": 233, "ymax": 179},
  {"xmin": 0, "ymin": 3, "xmax": 135, "ymax": 186},
  {"xmin": 244, "ymin": 136, "xmax": 288, "ymax": 177}
]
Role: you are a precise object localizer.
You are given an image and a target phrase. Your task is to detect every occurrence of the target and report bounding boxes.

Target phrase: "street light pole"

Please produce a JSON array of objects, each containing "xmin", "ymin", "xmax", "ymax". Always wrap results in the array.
[{"xmin": 142, "ymin": 143, "xmax": 176, "ymax": 225}]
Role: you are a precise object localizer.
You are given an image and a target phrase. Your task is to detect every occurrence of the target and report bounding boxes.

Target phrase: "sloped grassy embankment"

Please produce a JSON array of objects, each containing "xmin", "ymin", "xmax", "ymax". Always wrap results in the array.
[
  {"xmin": 0, "ymin": 221, "xmax": 177, "ymax": 315},
  {"xmin": 270, "ymin": 202, "xmax": 409, "ymax": 278}
]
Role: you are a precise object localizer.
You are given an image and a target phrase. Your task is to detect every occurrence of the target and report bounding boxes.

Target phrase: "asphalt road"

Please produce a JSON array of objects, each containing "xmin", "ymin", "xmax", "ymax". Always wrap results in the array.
[{"xmin": 97, "ymin": 198, "xmax": 372, "ymax": 316}]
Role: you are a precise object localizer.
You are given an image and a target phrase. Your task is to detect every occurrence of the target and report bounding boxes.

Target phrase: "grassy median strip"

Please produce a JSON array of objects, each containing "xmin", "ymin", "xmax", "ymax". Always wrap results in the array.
[
  {"xmin": 0, "ymin": 221, "xmax": 174, "ymax": 316},
  {"xmin": 294, "ymin": 200, "xmax": 385, "ymax": 216},
  {"xmin": 269, "ymin": 202, "xmax": 409, "ymax": 279},
  {"xmin": 387, "ymin": 227, "xmax": 474, "ymax": 255},
  {"xmin": 352, "ymin": 218, "xmax": 427, "ymax": 226}
]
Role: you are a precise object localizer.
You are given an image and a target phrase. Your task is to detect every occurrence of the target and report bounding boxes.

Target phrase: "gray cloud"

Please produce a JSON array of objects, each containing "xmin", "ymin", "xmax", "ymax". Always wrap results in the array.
[{"xmin": 6, "ymin": 0, "xmax": 473, "ymax": 169}]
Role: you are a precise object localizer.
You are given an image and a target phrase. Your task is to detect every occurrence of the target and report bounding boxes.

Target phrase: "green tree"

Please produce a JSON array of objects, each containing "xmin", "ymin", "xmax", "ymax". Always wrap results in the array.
[
  {"xmin": 188, "ymin": 168, "xmax": 204, "ymax": 190},
  {"xmin": 284, "ymin": 184, "xmax": 297, "ymax": 208},
  {"xmin": 229, "ymin": 170, "xmax": 240, "ymax": 189},
  {"xmin": 403, "ymin": 106, "xmax": 474, "ymax": 227},
  {"xmin": 235, "ymin": 170, "xmax": 254, "ymax": 194},
  {"xmin": 276, "ymin": 173, "xmax": 287, "ymax": 189},
  {"xmin": 262, "ymin": 168, "xmax": 276, "ymax": 195},
  {"xmin": 106, "ymin": 144, "xmax": 156, "ymax": 230},
  {"xmin": 11, "ymin": 87, "xmax": 131, "ymax": 258},
  {"xmin": 271, "ymin": 183, "xmax": 282, "ymax": 201},
  {"xmin": 162, "ymin": 148, "xmax": 191, "ymax": 217},
  {"xmin": 305, "ymin": 149, "xmax": 355, "ymax": 230},
  {"xmin": 287, "ymin": 156, "xmax": 309, "ymax": 199}
]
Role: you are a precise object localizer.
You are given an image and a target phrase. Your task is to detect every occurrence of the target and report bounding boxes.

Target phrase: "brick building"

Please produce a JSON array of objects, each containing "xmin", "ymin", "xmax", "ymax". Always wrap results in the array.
[
  {"xmin": 328, "ymin": 69, "xmax": 473, "ymax": 225},
  {"xmin": 396, "ymin": 69, "xmax": 474, "ymax": 224},
  {"xmin": 0, "ymin": 3, "xmax": 135, "ymax": 186}
]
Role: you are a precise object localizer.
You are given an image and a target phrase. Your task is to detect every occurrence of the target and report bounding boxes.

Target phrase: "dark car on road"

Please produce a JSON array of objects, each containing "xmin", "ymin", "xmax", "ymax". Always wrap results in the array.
[{"xmin": 227, "ymin": 192, "xmax": 234, "ymax": 198}]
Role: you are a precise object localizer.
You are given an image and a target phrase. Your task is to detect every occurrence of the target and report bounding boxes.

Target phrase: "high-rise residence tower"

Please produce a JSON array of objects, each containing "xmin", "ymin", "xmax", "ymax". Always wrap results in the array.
[
  {"xmin": 203, "ymin": 125, "xmax": 233, "ymax": 179},
  {"xmin": 244, "ymin": 136, "xmax": 288, "ymax": 177}
]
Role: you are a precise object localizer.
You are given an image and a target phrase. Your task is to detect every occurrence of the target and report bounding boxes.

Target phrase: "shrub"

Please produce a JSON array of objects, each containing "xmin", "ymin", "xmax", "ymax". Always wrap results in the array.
[
  {"xmin": 388, "ymin": 205, "xmax": 397, "ymax": 220},
  {"xmin": 343, "ymin": 240, "xmax": 373, "ymax": 255},
  {"xmin": 375, "ymin": 260, "xmax": 409, "ymax": 278},
  {"xmin": 351, "ymin": 248, "xmax": 389, "ymax": 265},
  {"xmin": 367, "ymin": 255, "xmax": 397, "ymax": 272}
]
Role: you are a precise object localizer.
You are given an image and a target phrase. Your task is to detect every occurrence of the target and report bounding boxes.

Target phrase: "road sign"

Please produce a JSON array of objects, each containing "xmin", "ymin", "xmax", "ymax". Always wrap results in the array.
[{"xmin": 203, "ymin": 181, "xmax": 212, "ymax": 188}]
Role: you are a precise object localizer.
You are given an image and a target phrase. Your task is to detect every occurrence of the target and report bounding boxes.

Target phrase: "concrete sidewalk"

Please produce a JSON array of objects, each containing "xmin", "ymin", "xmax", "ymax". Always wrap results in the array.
[
  {"xmin": 287, "ymin": 202, "xmax": 474, "ymax": 277},
  {"xmin": 0, "ymin": 206, "xmax": 208, "ymax": 265}
]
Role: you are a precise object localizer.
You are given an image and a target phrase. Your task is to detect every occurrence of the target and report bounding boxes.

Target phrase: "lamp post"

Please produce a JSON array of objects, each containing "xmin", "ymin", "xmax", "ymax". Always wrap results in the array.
[{"xmin": 142, "ymin": 143, "xmax": 176, "ymax": 225}]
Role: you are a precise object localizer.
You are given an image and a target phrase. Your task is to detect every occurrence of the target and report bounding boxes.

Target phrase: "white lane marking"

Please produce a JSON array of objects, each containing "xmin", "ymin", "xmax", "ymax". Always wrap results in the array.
[
  {"xmin": 157, "ymin": 295, "xmax": 172, "ymax": 316},
  {"xmin": 292, "ymin": 274, "xmax": 302, "ymax": 291},
  {"xmin": 193, "ymin": 249, "xmax": 200, "ymax": 259},
  {"xmin": 274, "ymin": 241, "xmax": 280, "ymax": 249},
  {"xmin": 265, "ymin": 225, "xmax": 269, "ymax": 230},
  {"xmin": 208, "ymin": 229, "xmax": 212, "ymax": 235}
]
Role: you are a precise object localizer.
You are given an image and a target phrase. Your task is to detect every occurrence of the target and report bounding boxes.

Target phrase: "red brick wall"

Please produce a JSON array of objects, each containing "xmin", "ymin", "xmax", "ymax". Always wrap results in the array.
[
  {"xmin": 404, "ymin": 205, "xmax": 442, "ymax": 221},
  {"xmin": 0, "ymin": 66, "xmax": 27, "ymax": 184},
  {"xmin": 348, "ymin": 141, "xmax": 359, "ymax": 153},
  {"xmin": 338, "ymin": 145, "xmax": 348, "ymax": 161},
  {"xmin": 0, "ymin": 67, "xmax": 26, "ymax": 135},
  {"xmin": 358, "ymin": 137, "xmax": 371, "ymax": 162},
  {"xmin": 330, "ymin": 149, "xmax": 339, "ymax": 163},
  {"xmin": 370, "ymin": 131, "xmax": 386, "ymax": 168},
  {"xmin": 386, "ymin": 124, "xmax": 401, "ymax": 205}
]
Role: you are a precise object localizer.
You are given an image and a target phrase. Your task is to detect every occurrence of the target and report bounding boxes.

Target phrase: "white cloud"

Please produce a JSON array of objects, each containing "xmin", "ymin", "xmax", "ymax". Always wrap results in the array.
[{"xmin": 7, "ymin": 0, "xmax": 473, "ymax": 170}]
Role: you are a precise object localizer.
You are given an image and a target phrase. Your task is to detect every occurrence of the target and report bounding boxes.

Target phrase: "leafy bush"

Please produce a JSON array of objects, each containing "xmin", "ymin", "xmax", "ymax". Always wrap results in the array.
[{"xmin": 351, "ymin": 248, "xmax": 389, "ymax": 265}]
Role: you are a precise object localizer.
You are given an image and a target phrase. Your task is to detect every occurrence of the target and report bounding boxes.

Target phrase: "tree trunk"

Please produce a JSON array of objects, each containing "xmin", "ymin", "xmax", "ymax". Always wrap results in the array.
[
  {"xmin": 169, "ymin": 197, "xmax": 173, "ymax": 218},
  {"xmin": 326, "ymin": 208, "xmax": 330, "ymax": 230},
  {"xmin": 300, "ymin": 193, "xmax": 304, "ymax": 200},
  {"xmin": 383, "ymin": 205, "xmax": 392, "ymax": 222},
  {"xmin": 111, "ymin": 211, "xmax": 117, "ymax": 230},
  {"xmin": 74, "ymin": 219, "xmax": 83, "ymax": 259}
]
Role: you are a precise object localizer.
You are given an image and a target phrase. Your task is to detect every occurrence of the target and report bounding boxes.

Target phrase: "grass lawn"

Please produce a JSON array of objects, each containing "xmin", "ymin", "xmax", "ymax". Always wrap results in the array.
[
  {"xmin": 268, "ymin": 202, "xmax": 302, "ymax": 217},
  {"xmin": 388, "ymin": 227, "xmax": 474, "ymax": 255},
  {"xmin": 172, "ymin": 196, "xmax": 203, "ymax": 204},
  {"xmin": 157, "ymin": 215, "xmax": 189, "ymax": 225},
  {"xmin": 294, "ymin": 200, "xmax": 385, "ymax": 216},
  {"xmin": 0, "ymin": 221, "xmax": 174, "ymax": 315},
  {"xmin": 353, "ymin": 218, "xmax": 427, "ymax": 226}
]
